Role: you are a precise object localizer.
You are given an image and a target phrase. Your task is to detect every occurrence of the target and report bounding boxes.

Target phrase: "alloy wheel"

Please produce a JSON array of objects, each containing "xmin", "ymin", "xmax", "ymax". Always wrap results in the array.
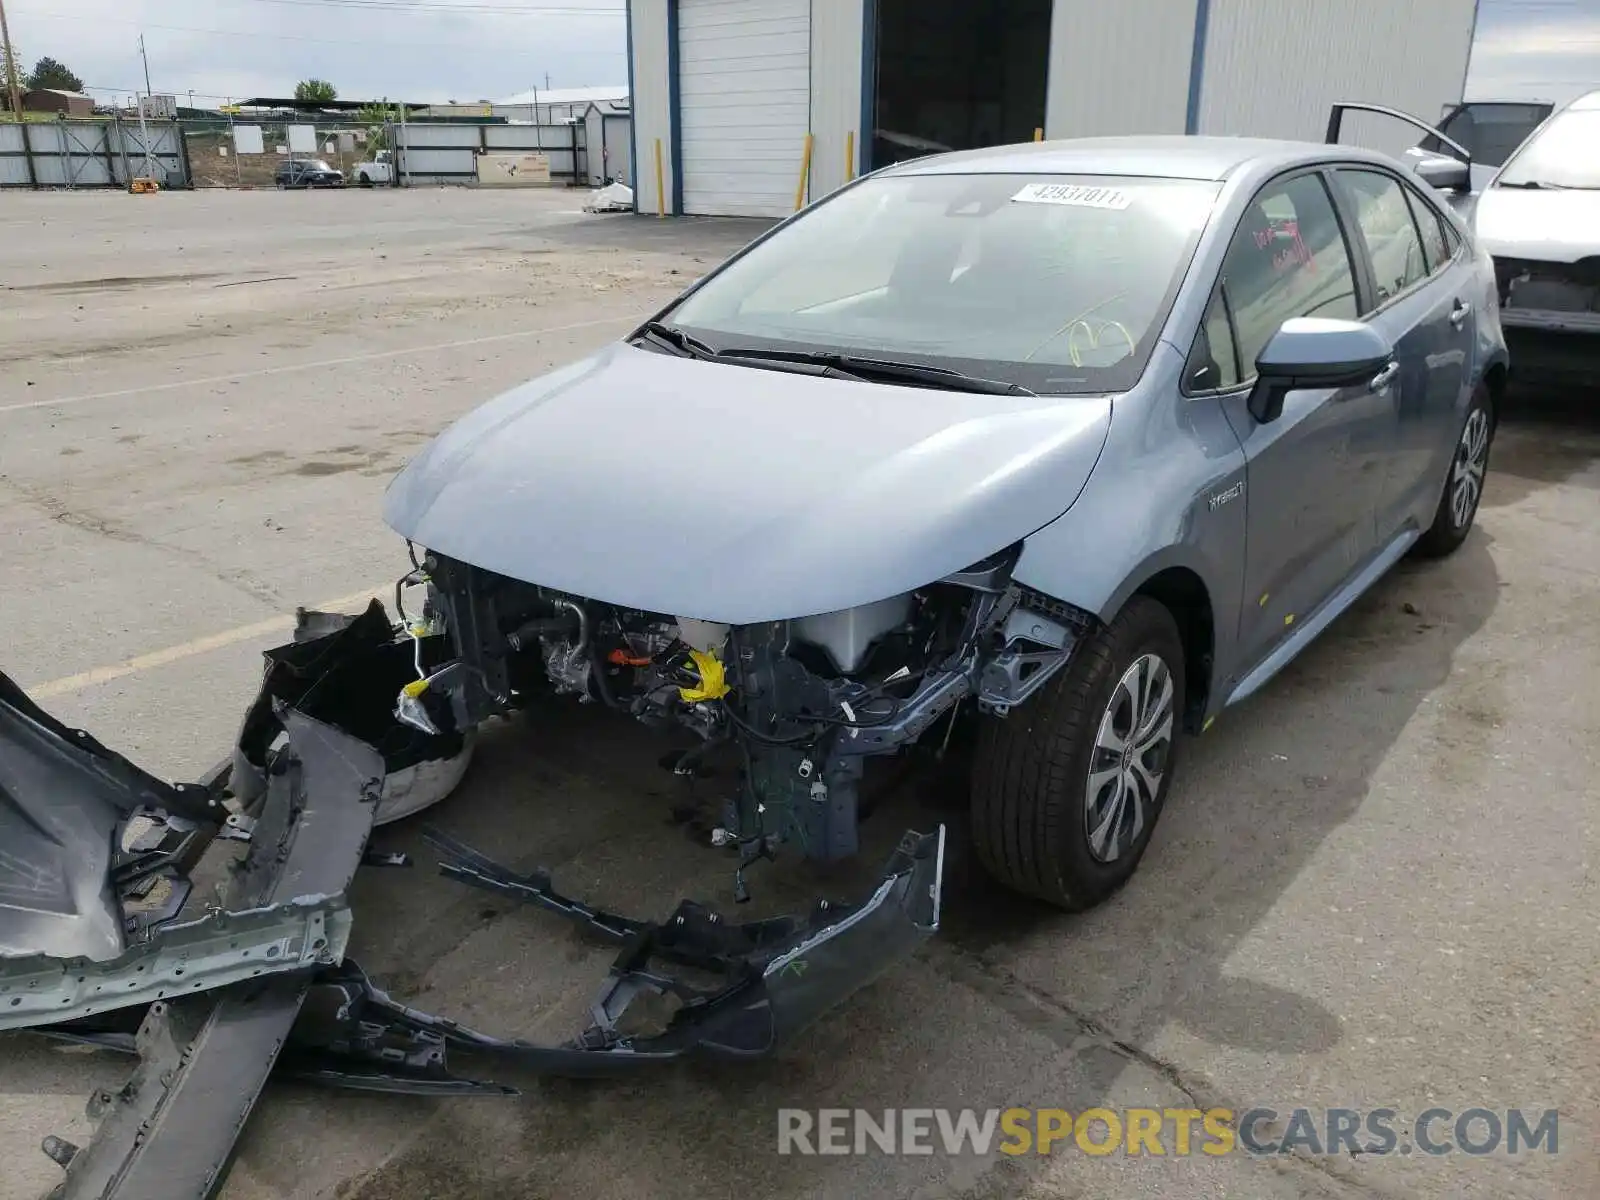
[
  {"xmin": 1085, "ymin": 653, "xmax": 1175, "ymax": 864},
  {"xmin": 1451, "ymin": 407, "xmax": 1490, "ymax": 529}
]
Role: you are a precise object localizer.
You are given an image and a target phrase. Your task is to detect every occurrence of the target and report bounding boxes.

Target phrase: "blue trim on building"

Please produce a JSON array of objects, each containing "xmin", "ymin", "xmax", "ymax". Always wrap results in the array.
[
  {"xmin": 667, "ymin": 0, "xmax": 684, "ymax": 215},
  {"xmin": 625, "ymin": 0, "xmax": 638, "ymax": 210},
  {"xmin": 859, "ymin": 0, "xmax": 877, "ymax": 174},
  {"xmin": 1184, "ymin": 0, "xmax": 1212, "ymax": 135}
]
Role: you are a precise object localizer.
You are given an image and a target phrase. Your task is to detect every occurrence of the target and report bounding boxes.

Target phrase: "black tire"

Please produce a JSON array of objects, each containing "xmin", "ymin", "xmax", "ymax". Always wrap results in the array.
[
  {"xmin": 970, "ymin": 596, "xmax": 1185, "ymax": 910},
  {"xmin": 359, "ymin": 173, "xmax": 372, "ymax": 188},
  {"xmin": 1413, "ymin": 383, "xmax": 1494, "ymax": 559}
]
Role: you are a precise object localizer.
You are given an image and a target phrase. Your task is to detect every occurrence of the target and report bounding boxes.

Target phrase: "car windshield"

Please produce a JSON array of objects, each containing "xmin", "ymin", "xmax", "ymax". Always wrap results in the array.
[
  {"xmin": 1497, "ymin": 109, "xmax": 1600, "ymax": 189},
  {"xmin": 662, "ymin": 172, "xmax": 1221, "ymax": 394},
  {"xmin": 307, "ymin": 160, "xmax": 336, "ymax": 172}
]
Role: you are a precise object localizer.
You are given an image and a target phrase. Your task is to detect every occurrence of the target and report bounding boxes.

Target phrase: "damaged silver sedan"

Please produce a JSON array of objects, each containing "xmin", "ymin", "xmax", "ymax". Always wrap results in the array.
[{"xmin": 6, "ymin": 130, "xmax": 1507, "ymax": 1197}]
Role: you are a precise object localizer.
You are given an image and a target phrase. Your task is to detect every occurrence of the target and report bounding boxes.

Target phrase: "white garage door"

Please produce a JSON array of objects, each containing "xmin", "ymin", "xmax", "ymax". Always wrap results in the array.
[{"xmin": 678, "ymin": 0, "xmax": 811, "ymax": 218}]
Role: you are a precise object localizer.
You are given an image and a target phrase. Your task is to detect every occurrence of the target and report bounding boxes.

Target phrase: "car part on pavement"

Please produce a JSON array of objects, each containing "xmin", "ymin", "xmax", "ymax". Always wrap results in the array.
[
  {"xmin": 35, "ymin": 707, "xmax": 384, "ymax": 1200},
  {"xmin": 4, "ymin": 605, "xmax": 944, "ymax": 1197}
]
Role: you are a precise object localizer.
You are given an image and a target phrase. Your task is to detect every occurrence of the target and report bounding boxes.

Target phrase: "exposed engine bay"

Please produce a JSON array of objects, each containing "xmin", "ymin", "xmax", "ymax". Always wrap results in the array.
[{"xmin": 396, "ymin": 541, "xmax": 1088, "ymax": 899}]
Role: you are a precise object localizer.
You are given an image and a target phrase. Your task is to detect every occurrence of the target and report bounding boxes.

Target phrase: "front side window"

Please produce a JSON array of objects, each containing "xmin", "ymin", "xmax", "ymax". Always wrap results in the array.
[
  {"xmin": 1496, "ymin": 107, "xmax": 1600, "ymax": 190},
  {"xmin": 1186, "ymin": 288, "xmax": 1241, "ymax": 392},
  {"xmin": 1214, "ymin": 173, "xmax": 1359, "ymax": 380},
  {"xmin": 664, "ymin": 172, "xmax": 1222, "ymax": 394},
  {"xmin": 1338, "ymin": 169, "xmax": 1428, "ymax": 308}
]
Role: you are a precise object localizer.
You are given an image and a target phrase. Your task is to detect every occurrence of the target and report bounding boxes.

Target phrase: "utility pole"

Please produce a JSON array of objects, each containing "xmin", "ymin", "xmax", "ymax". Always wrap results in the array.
[
  {"xmin": 134, "ymin": 35, "xmax": 155, "ymax": 181},
  {"xmin": 0, "ymin": 0, "xmax": 36, "ymax": 187},
  {"xmin": 0, "ymin": 0, "xmax": 25, "ymax": 121}
]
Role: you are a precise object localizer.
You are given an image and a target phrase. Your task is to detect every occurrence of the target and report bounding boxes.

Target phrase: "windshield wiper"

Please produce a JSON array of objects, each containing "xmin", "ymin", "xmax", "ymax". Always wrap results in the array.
[
  {"xmin": 634, "ymin": 321, "xmax": 720, "ymax": 360},
  {"xmin": 715, "ymin": 348, "xmax": 1036, "ymax": 396},
  {"xmin": 1497, "ymin": 179, "xmax": 1571, "ymax": 190}
]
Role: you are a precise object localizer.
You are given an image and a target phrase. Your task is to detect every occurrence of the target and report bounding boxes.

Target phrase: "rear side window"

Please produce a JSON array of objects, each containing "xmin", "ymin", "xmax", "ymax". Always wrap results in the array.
[
  {"xmin": 1212, "ymin": 173, "xmax": 1359, "ymax": 381},
  {"xmin": 1402, "ymin": 184, "xmax": 1451, "ymax": 274},
  {"xmin": 1337, "ymin": 169, "xmax": 1428, "ymax": 309}
]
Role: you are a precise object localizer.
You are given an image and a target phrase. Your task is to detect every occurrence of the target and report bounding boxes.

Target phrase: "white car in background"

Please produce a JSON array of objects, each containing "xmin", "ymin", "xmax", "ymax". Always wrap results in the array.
[{"xmin": 1334, "ymin": 91, "xmax": 1600, "ymax": 384}]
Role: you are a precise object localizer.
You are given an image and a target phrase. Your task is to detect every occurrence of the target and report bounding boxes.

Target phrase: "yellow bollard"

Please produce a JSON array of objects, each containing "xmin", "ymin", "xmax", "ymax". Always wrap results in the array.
[
  {"xmin": 846, "ymin": 130, "xmax": 856, "ymax": 182},
  {"xmin": 1034, "ymin": 127, "xmax": 1044, "ymax": 142},
  {"xmin": 794, "ymin": 132, "xmax": 814, "ymax": 212},
  {"xmin": 654, "ymin": 137, "xmax": 666, "ymax": 218}
]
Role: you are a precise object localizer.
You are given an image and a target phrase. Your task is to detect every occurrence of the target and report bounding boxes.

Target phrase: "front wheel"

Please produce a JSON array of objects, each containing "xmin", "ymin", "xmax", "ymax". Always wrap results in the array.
[
  {"xmin": 1413, "ymin": 383, "xmax": 1494, "ymax": 559},
  {"xmin": 970, "ymin": 596, "xmax": 1184, "ymax": 910}
]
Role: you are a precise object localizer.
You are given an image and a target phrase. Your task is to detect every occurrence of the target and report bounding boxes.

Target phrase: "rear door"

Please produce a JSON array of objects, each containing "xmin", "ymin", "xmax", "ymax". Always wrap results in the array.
[
  {"xmin": 1195, "ymin": 170, "xmax": 1392, "ymax": 679},
  {"xmin": 1330, "ymin": 167, "xmax": 1474, "ymax": 538}
]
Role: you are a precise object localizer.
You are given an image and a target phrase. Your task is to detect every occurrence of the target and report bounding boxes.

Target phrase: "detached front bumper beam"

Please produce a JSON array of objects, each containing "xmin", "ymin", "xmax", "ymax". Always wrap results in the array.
[
  {"xmin": 40, "ymin": 826, "xmax": 946, "ymax": 1098},
  {"xmin": 409, "ymin": 824, "xmax": 946, "ymax": 1071}
]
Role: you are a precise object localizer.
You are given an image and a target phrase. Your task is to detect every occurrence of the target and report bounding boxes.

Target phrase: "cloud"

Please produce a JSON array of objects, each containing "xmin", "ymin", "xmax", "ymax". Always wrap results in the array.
[
  {"xmin": 1465, "ymin": 0, "xmax": 1600, "ymax": 103},
  {"xmin": 6, "ymin": 0, "xmax": 627, "ymax": 104}
]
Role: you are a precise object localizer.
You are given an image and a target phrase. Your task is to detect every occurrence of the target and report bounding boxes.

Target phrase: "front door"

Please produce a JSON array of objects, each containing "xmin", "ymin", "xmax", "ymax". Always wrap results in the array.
[{"xmin": 1207, "ymin": 170, "xmax": 1395, "ymax": 681}]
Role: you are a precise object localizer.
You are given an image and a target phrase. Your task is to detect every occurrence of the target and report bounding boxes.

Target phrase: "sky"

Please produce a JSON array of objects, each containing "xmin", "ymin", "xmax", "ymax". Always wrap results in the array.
[
  {"xmin": 1465, "ymin": 0, "xmax": 1600, "ymax": 102},
  {"xmin": 6, "ymin": 0, "xmax": 1600, "ymax": 110},
  {"xmin": 4, "ymin": 0, "xmax": 629, "ymax": 106}
]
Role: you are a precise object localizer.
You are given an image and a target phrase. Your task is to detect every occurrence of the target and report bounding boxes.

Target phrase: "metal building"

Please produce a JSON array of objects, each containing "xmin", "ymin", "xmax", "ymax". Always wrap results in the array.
[{"xmin": 626, "ymin": 0, "xmax": 1483, "ymax": 218}]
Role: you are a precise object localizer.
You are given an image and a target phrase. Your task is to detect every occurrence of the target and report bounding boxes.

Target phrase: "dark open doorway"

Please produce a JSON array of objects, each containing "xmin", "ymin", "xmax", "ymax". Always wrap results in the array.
[{"xmin": 868, "ymin": 0, "xmax": 1053, "ymax": 170}]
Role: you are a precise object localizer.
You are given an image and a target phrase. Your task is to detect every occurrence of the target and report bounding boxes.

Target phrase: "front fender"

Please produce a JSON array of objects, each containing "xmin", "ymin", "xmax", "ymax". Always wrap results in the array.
[{"xmin": 1012, "ymin": 349, "xmax": 1248, "ymax": 716}]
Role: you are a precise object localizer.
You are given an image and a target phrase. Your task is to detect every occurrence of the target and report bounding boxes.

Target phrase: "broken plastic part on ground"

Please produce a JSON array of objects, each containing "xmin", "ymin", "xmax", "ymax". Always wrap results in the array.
[{"xmin": 0, "ymin": 602, "xmax": 944, "ymax": 1197}]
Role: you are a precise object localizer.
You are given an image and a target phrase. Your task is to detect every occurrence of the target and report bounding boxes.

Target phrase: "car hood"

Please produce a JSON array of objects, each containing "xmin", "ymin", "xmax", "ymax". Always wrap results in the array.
[
  {"xmin": 1474, "ymin": 186, "xmax": 1600, "ymax": 262},
  {"xmin": 383, "ymin": 343, "xmax": 1112, "ymax": 623}
]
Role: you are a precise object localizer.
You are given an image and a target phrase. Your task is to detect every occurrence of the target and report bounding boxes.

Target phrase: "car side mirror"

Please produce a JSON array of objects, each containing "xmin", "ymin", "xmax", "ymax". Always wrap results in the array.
[
  {"xmin": 1247, "ymin": 318, "xmax": 1396, "ymax": 424},
  {"xmin": 1406, "ymin": 150, "xmax": 1471, "ymax": 193}
]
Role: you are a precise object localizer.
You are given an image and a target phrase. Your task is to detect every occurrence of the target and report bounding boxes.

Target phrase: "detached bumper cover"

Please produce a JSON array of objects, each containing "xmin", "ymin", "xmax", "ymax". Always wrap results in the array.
[{"xmin": 5, "ymin": 604, "xmax": 945, "ymax": 1196}]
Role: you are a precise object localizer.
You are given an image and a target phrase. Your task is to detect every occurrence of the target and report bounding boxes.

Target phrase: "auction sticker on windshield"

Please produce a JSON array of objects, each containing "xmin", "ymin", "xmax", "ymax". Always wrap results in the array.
[{"xmin": 1011, "ymin": 183, "xmax": 1132, "ymax": 209}]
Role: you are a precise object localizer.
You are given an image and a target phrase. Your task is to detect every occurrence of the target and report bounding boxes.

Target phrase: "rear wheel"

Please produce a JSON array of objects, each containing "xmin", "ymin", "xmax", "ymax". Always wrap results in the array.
[
  {"xmin": 970, "ymin": 596, "xmax": 1184, "ymax": 910},
  {"xmin": 1414, "ymin": 383, "xmax": 1493, "ymax": 559}
]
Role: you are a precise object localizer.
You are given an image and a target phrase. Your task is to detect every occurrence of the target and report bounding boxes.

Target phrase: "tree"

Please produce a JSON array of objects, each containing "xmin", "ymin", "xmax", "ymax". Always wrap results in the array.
[
  {"xmin": 27, "ymin": 56, "xmax": 83, "ymax": 92},
  {"xmin": 355, "ymin": 100, "xmax": 397, "ymax": 150},
  {"xmin": 294, "ymin": 79, "xmax": 337, "ymax": 103},
  {"xmin": 0, "ymin": 44, "xmax": 24, "ymax": 104}
]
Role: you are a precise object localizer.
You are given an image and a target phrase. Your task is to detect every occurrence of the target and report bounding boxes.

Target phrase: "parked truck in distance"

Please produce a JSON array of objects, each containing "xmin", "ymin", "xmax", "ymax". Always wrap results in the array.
[{"xmin": 355, "ymin": 150, "xmax": 395, "ymax": 187}]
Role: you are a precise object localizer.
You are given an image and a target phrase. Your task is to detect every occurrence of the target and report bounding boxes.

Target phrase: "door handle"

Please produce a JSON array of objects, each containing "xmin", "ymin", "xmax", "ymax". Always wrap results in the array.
[
  {"xmin": 1449, "ymin": 300, "xmax": 1472, "ymax": 328},
  {"xmin": 1369, "ymin": 361, "xmax": 1400, "ymax": 393}
]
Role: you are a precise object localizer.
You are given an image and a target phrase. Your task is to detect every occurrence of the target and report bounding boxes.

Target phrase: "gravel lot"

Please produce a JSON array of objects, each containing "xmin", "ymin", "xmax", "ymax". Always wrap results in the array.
[{"xmin": 0, "ymin": 187, "xmax": 1595, "ymax": 1200}]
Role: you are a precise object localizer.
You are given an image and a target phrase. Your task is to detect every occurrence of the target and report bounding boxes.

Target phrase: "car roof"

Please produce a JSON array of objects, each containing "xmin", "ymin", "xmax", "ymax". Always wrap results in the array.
[
  {"xmin": 879, "ymin": 134, "xmax": 1399, "ymax": 182},
  {"xmin": 1564, "ymin": 89, "xmax": 1600, "ymax": 111}
]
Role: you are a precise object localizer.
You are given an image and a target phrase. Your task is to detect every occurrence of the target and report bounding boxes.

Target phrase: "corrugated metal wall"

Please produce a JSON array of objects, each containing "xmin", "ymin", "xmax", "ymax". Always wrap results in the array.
[
  {"xmin": 627, "ymin": 0, "xmax": 1478, "ymax": 217},
  {"xmin": 390, "ymin": 123, "xmax": 585, "ymax": 185},
  {"xmin": 630, "ymin": 0, "xmax": 676, "ymax": 212},
  {"xmin": 807, "ymin": 0, "xmax": 865, "ymax": 202},
  {"xmin": 0, "ymin": 120, "xmax": 188, "ymax": 188},
  {"xmin": 1045, "ymin": 0, "xmax": 1198, "ymax": 137},
  {"xmin": 1196, "ymin": 0, "xmax": 1478, "ymax": 152}
]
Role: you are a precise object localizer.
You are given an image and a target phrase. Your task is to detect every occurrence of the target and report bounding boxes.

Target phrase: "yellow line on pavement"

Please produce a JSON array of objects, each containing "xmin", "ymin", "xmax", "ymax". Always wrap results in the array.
[
  {"xmin": 27, "ymin": 586, "xmax": 389, "ymax": 700},
  {"xmin": 0, "ymin": 315, "xmax": 635, "ymax": 417}
]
